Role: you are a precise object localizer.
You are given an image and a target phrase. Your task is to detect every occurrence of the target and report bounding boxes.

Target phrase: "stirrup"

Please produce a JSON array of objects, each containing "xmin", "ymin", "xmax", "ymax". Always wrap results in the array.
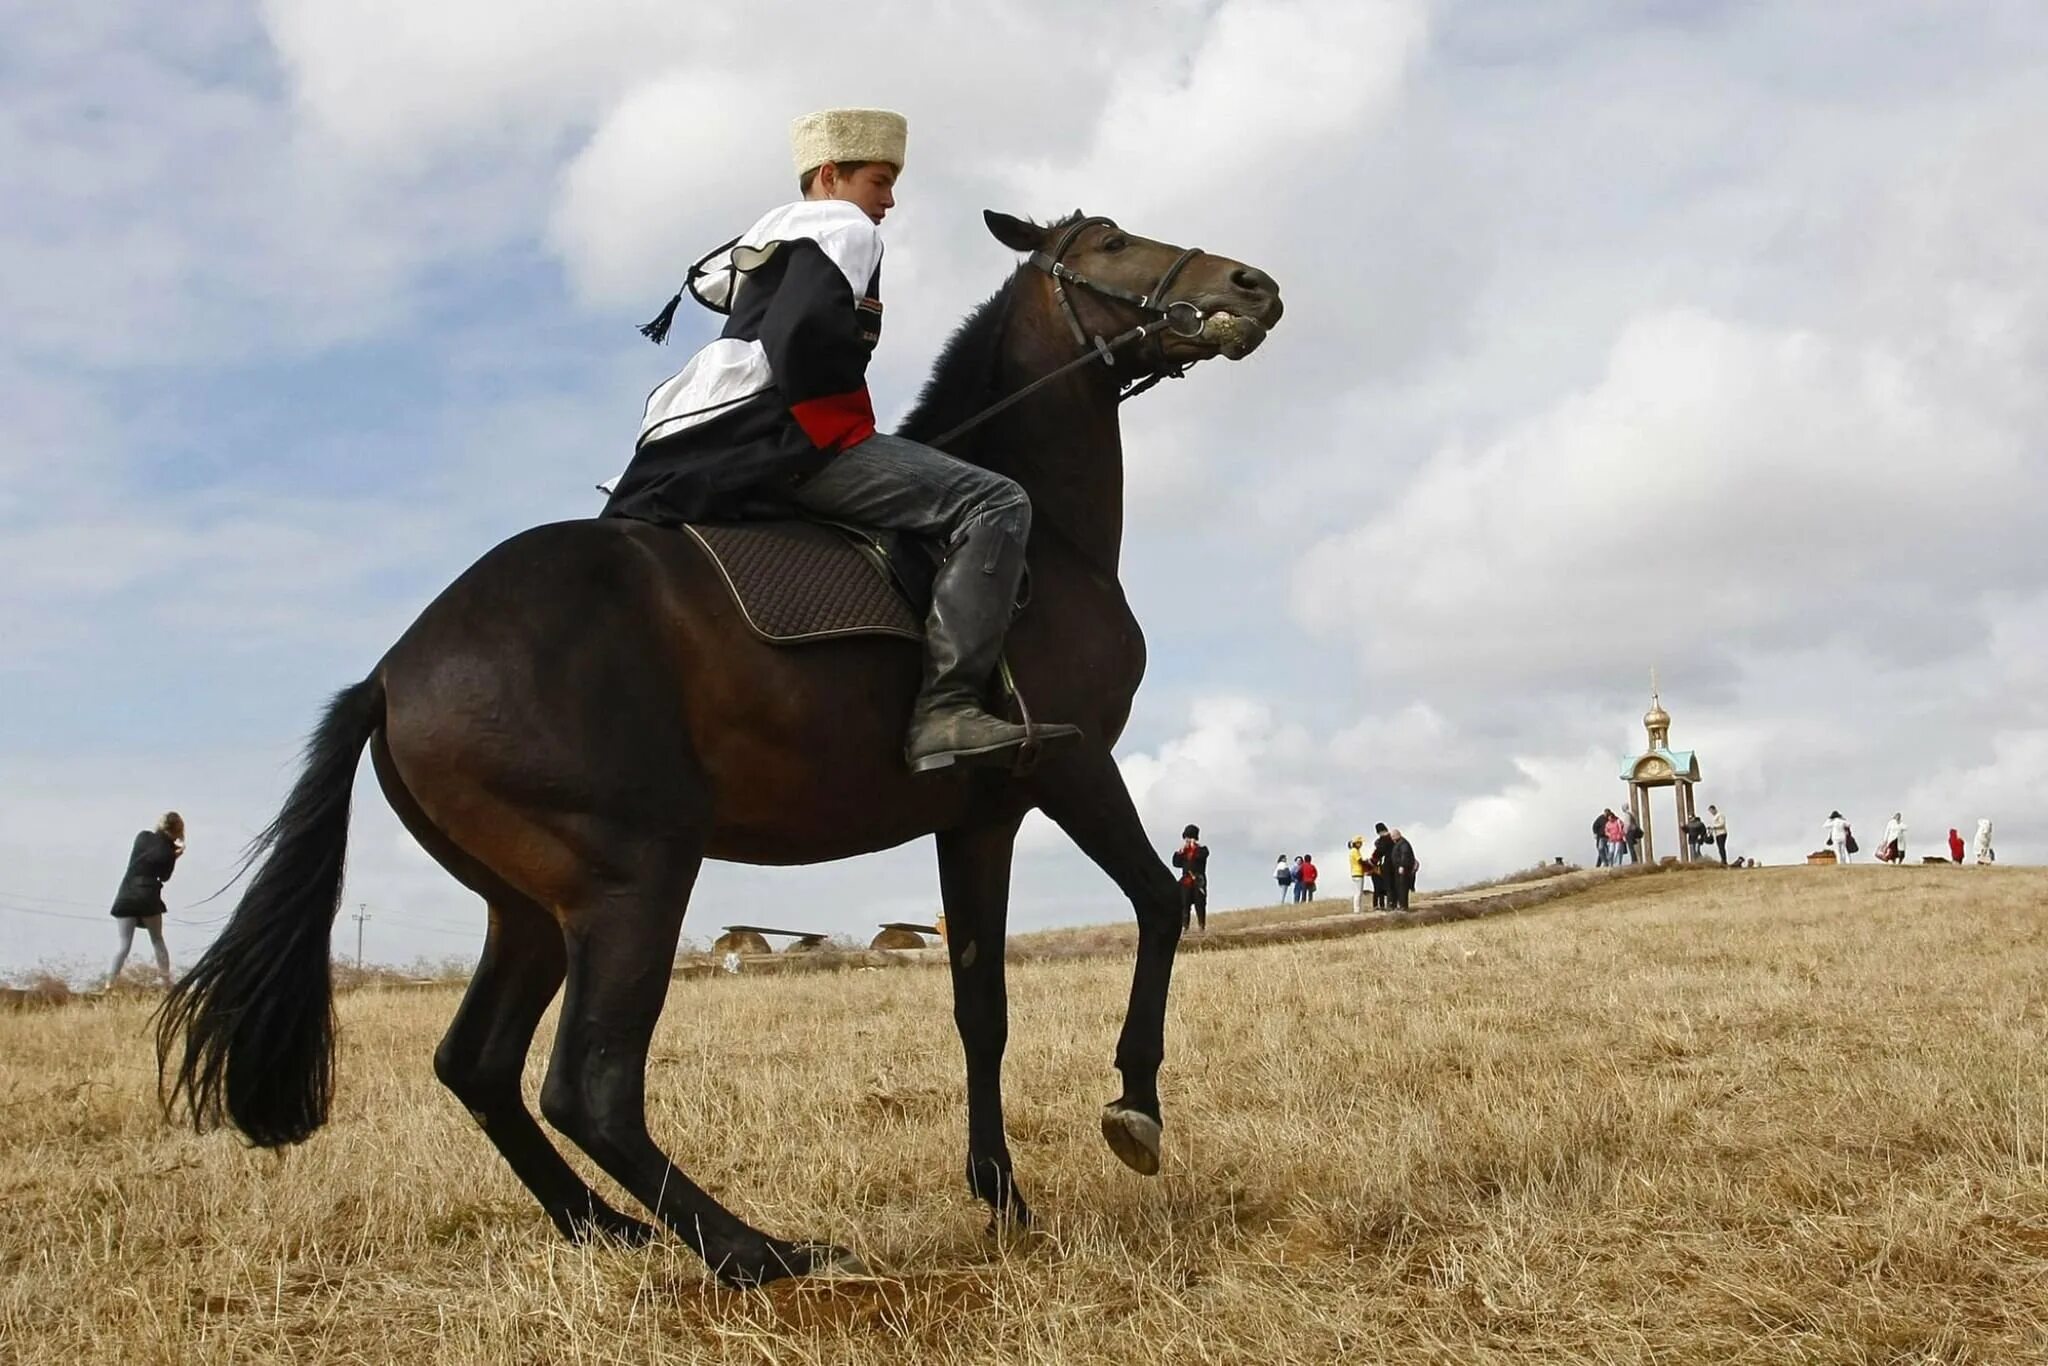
[{"xmin": 906, "ymin": 718, "xmax": 1080, "ymax": 775}]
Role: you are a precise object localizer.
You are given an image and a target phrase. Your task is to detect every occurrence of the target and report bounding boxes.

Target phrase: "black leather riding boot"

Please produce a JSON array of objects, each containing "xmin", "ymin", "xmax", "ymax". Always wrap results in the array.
[{"xmin": 906, "ymin": 523, "xmax": 1080, "ymax": 773}]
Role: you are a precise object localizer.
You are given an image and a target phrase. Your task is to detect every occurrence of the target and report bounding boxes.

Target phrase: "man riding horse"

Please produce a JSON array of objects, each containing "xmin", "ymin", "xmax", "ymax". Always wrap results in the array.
[
  {"xmin": 606, "ymin": 109, "xmax": 1079, "ymax": 775},
  {"xmin": 159, "ymin": 105, "xmax": 1285, "ymax": 1286}
]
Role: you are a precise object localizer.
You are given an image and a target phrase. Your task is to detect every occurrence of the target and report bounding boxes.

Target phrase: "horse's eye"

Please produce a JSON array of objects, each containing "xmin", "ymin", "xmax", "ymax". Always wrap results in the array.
[{"xmin": 1102, "ymin": 235, "xmax": 1128, "ymax": 253}]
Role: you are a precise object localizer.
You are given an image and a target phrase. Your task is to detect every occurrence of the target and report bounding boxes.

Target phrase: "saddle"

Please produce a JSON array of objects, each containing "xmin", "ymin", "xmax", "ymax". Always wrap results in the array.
[{"xmin": 682, "ymin": 520, "xmax": 934, "ymax": 645}]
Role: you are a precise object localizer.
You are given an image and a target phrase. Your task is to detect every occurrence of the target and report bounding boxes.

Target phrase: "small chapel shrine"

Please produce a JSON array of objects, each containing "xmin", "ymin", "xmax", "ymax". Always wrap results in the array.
[{"xmin": 1621, "ymin": 684, "xmax": 1702, "ymax": 864}]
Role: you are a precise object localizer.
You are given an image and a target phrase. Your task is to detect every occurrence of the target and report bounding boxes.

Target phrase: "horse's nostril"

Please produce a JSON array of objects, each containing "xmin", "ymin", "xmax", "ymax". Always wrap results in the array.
[{"xmin": 1231, "ymin": 267, "xmax": 1276, "ymax": 296}]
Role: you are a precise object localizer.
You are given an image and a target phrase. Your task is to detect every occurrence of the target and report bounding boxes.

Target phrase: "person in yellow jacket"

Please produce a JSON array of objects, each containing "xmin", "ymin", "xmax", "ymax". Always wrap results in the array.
[{"xmin": 1346, "ymin": 836, "xmax": 1370, "ymax": 914}]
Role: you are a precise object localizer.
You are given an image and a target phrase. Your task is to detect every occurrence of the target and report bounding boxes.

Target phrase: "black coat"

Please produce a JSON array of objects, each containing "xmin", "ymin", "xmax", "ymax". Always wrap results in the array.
[
  {"xmin": 1172, "ymin": 841, "xmax": 1210, "ymax": 887},
  {"xmin": 110, "ymin": 830, "xmax": 177, "ymax": 919},
  {"xmin": 605, "ymin": 240, "xmax": 883, "ymax": 526},
  {"xmin": 1384, "ymin": 837, "xmax": 1417, "ymax": 878}
]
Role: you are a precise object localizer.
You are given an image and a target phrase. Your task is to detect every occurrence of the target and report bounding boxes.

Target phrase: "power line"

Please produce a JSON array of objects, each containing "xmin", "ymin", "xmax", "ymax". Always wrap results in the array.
[
  {"xmin": 0, "ymin": 899, "xmax": 103, "ymax": 924},
  {"xmin": 0, "ymin": 885, "xmax": 235, "ymax": 919},
  {"xmin": 0, "ymin": 887, "xmax": 102, "ymax": 910},
  {"xmin": 0, "ymin": 897, "xmax": 475, "ymax": 944}
]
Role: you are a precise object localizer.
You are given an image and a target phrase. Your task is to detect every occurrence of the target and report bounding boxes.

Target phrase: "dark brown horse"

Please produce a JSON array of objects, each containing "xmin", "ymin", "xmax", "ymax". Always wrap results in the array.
[{"xmin": 159, "ymin": 210, "xmax": 1284, "ymax": 1287}]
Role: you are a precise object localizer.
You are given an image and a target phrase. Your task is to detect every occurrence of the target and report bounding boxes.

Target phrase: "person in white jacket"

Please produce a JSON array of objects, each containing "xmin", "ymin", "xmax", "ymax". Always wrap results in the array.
[
  {"xmin": 1705, "ymin": 804, "xmax": 1729, "ymax": 864},
  {"xmin": 1825, "ymin": 810, "xmax": 1854, "ymax": 863},
  {"xmin": 1974, "ymin": 819, "xmax": 1996, "ymax": 865},
  {"xmin": 1882, "ymin": 812, "xmax": 1907, "ymax": 864}
]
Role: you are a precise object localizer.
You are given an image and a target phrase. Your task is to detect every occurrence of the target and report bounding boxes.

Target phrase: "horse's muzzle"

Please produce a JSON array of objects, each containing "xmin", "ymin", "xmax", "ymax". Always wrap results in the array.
[{"xmin": 1199, "ymin": 310, "xmax": 1269, "ymax": 359}]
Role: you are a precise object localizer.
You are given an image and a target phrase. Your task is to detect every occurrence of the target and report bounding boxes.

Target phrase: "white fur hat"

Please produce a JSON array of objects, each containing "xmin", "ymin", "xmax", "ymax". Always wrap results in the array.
[{"xmin": 790, "ymin": 108, "xmax": 907, "ymax": 177}]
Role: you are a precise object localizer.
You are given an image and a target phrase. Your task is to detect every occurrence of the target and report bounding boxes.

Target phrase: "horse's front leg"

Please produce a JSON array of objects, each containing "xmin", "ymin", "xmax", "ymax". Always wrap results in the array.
[
  {"xmin": 935, "ymin": 817, "xmax": 1032, "ymax": 1229},
  {"xmin": 1029, "ymin": 743, "xmax": 1183, "ymax": 1175}
]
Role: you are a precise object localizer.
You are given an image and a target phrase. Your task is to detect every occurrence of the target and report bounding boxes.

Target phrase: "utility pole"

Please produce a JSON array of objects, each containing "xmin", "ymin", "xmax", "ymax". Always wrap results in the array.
[{"xmin": 352, "ymin": 903, "xmax": 371, "ymax": 969}]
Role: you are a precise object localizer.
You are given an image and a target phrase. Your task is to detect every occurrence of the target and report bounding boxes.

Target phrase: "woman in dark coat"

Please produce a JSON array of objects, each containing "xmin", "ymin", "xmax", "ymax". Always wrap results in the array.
[{"xmin": 104, "ymin": 811, "xmax": 183, "ymax": 989}]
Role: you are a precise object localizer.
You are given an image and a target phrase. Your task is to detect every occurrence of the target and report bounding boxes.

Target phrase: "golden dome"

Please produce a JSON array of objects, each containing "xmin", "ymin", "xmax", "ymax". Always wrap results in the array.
[{"xmin": 1644, "ymin": 683, "xmax": 1671, "ymax": 742}]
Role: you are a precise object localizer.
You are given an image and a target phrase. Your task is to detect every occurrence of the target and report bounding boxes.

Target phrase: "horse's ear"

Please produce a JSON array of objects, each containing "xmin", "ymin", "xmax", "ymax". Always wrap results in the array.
[{"xmin": 983, "ymin": 210, "xmax": 1044, "ymax": 254}]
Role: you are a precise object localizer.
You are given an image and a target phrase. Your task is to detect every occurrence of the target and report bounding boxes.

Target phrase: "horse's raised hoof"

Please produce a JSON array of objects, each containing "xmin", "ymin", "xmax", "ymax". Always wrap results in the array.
[{"xmin": 1101, "ymin": 1103, "xmax": 1162, "ymax": 1176}]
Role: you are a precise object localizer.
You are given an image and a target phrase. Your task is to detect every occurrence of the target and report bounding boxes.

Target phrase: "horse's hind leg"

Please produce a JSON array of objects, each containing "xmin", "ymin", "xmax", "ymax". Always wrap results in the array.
[
  {"xmin": 538, "ymin": 854, "xmax": 859, "ymax": 1288},
  {"xmin": 433, "ymin": 898, "xmax": 656, "ymax": 1245}
]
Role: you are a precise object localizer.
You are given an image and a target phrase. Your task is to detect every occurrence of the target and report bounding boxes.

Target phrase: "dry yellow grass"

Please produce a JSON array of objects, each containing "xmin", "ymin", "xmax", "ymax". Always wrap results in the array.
[{"xmin": 4, "ymin": 865, "xmax": 2046, "ymax": 1363}]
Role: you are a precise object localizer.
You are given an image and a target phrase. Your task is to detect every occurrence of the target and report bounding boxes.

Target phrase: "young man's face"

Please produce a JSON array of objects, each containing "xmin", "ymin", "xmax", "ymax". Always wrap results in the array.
[{"xmin": 814, "ymin": 161, "xmax": 897, "ymax": 223}]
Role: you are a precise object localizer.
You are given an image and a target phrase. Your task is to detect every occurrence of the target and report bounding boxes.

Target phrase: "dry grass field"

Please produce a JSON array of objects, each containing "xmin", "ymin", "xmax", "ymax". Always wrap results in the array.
[{"xmin": 4, "ymin": 865, "xmax": 2046, "ymax": 1363}]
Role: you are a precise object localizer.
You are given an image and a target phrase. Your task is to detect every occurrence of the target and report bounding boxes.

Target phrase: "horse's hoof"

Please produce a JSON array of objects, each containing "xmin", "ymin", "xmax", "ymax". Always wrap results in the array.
[
  {"xmin": 794, "ymin": 1242, "xmax": 874, "ymax": 1279},
  {"xmin": 983, "ymin": 1197, "xmax": 1033, "ymax": 1238},
  {"xmin": 1101, "ymin": 1104, "xmax": 1162, "ymax": 1176},
  {"xmin": 715, "ymin": 1241, "xmax": 869, "ymax": 1289},
  {"xmin": 568, "ymin": 1210, "xmax": 659, "ymax": 1247}
]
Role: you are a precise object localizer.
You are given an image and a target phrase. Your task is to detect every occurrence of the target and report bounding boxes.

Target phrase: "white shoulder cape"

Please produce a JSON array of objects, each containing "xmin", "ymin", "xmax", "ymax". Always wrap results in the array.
[
  {"xmin": 630, "ymin": 200, "xmax": 884, "ymax": 464},
  {"xmin": 690, "ymin": 199, "xmax": 883, "ymax": 311}
]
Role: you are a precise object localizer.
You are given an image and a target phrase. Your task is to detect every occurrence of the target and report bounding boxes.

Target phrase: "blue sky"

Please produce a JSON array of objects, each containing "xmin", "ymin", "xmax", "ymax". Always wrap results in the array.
[{"xmin": 5, "ymin": 0, "xmax": 2044, "ymax": 973}]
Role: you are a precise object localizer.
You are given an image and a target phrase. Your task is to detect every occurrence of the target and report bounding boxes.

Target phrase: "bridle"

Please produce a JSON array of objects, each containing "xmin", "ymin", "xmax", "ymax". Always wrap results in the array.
[
  {"xmin": 928, "ymin": 216, "xmax": 1216, "ymax": 446},
  {"xmin": 1033, "ymin": 215, "xmax": 1208, "ymax": 390}
]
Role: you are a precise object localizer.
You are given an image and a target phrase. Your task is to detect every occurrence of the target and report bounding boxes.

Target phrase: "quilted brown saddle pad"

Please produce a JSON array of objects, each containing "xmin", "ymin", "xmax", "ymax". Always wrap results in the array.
[{"xmin": 683, "ymin": 521, "xmax": 926, "ymax": 645}]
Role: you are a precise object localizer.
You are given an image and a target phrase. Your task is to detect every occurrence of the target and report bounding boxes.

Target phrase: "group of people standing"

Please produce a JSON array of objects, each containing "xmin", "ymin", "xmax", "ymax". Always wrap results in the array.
[
  {"xmin": 1273, "ymin": 852, "xmax": 1319, "ymax": 904},
  {"xmin": 1343, "ymin": 824, "xmax": 1418, "ymax": 913},
  {"xmin": 1829, "ymin": 811, "xmax": 1995, "ymax": 865},
  {"xmin": 1592, "ymin": 808, "xmax": 1641, "ymax": 866},
  {"xmin": 1594, "ymin": 804, "xmax": 1731, "ymax": 865}
]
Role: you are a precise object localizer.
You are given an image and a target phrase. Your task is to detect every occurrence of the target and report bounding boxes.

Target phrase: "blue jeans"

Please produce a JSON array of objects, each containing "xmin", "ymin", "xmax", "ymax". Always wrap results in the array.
[{"xmin": 790, "ymin": 432, "xmax": 1030, "ymax": 548}]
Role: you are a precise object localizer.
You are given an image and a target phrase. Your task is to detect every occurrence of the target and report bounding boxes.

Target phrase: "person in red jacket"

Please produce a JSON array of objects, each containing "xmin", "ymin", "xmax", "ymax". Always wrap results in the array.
[
  {"xmin": 1948, "ymin": 827, "xmax": 1966, "ymax": 864},
  {"xmin": 1297, "ymin": 853, "xmax": 1318, "ymax": 902},
  {"xmin": 605, "ymin": 109, "xmax": 1079, "ymax": 775},
  {"xmin": 1172, "ymin": 824, "xmax": 1210, "ymax": 932}
]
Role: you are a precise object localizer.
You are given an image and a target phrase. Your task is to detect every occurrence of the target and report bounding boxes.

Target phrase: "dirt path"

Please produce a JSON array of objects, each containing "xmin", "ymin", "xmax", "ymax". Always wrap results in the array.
[{"xmin": 682, "ymin": 865, "xmax": 1651, "ymax": 977}]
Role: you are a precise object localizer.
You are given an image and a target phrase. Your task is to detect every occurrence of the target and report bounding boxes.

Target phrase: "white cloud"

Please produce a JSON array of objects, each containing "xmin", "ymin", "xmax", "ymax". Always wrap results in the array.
[
  {"xmin": 1399, "ymin": 750, "xmax": 1622, "ymax": 879},
  {"xmin": 1017, "ymin": 0, "xmax": 1429, "ymax": 223},
  {"xmin": 257, "ymin": 0, "xmax": 712, "ymax": 162},
  {"xmin": 1294, "ymin": 303, "xmax": 2035, "ymax": 691},
  {"xmin": 548, "ymin": 70, "xmax": 798, "ymax": 307},
  {"xmin": 1119, "ymin": 695, "xmax": 1329, "ymax": 851}
]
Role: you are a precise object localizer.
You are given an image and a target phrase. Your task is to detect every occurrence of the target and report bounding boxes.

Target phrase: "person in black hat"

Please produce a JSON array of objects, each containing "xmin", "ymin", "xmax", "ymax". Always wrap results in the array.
[
  {"xmin": 1171, "ymin": 823, "xmax": 1210, "ymax": 933},
  {"xmin": 1369, "ymin": 823, "xmax": 1394, "ymax": 909}
]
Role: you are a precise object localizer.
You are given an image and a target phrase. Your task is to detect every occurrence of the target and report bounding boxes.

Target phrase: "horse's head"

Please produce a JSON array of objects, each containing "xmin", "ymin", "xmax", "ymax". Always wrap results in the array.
[{"xmin": 984, "ymin": 211, "xmax": 1284, "ymax": 372}]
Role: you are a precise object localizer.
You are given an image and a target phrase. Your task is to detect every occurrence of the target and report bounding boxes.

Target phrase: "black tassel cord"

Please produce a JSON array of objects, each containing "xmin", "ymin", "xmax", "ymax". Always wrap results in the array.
[{"xmin": 639, "ymin": 291, "xmax": 683, "ymax": 344}]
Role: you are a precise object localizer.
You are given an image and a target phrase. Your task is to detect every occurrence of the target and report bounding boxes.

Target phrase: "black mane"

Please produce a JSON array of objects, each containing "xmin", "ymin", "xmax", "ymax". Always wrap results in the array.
[
  {"xmin": 897, "ymin": 271, "xmax": 1022, "ymax": 448},
  {"xmin": 899, "ymin": 213, "xmax": 1086, "ymax": 449}
]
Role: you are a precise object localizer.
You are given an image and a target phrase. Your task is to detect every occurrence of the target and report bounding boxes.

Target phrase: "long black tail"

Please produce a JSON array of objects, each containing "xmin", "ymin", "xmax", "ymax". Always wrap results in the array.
[{"xmin": 157, "ymin": 674, "xmax": 385, "ymax": 1147}]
